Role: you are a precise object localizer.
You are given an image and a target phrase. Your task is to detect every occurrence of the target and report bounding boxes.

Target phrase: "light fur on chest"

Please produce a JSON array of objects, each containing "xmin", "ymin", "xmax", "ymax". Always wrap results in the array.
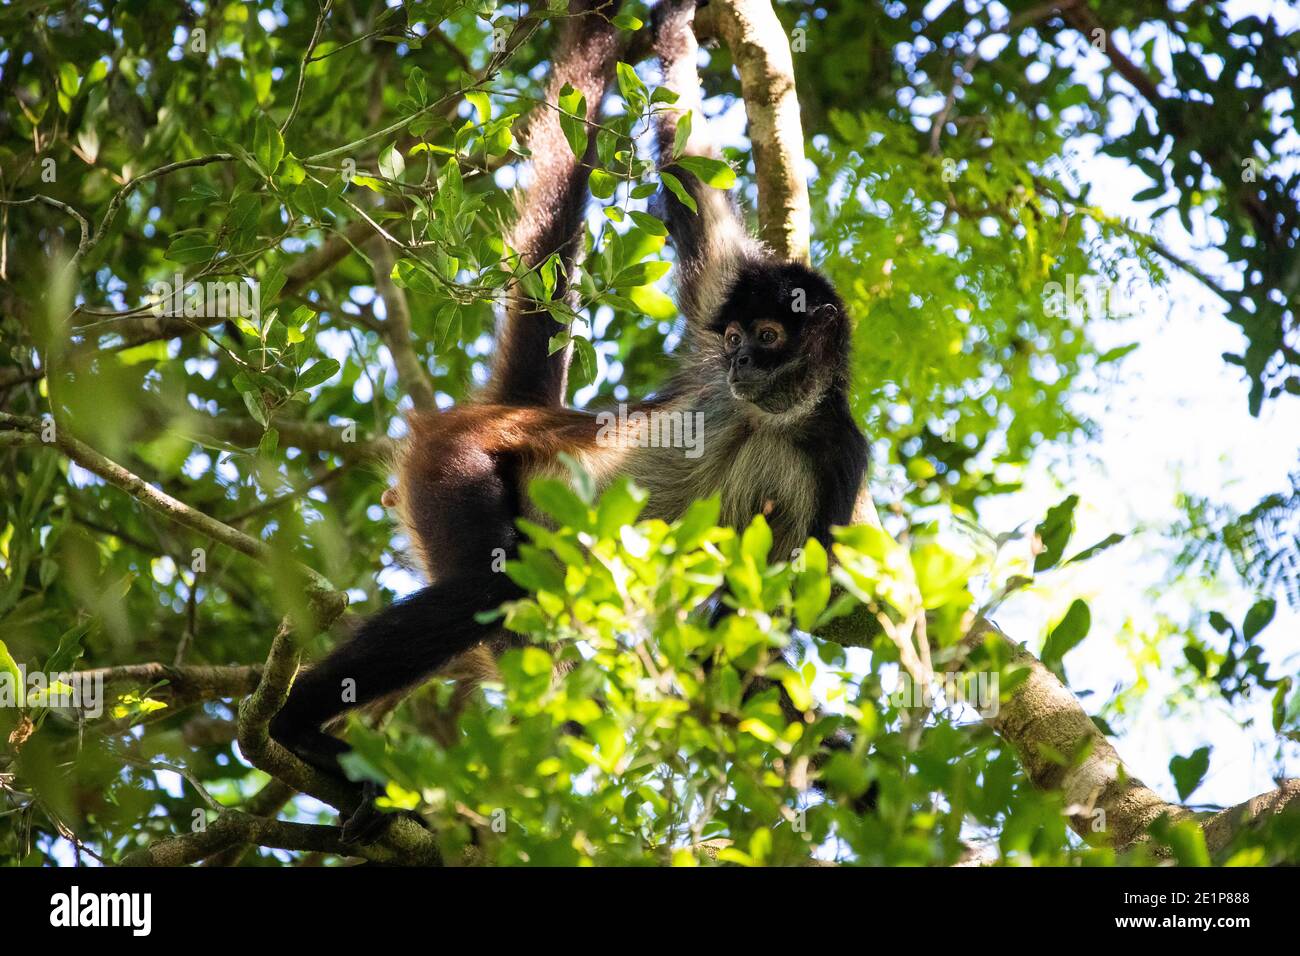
[{"xmin": 620, "ymin": 396, "xmax": 817, "ymax": 557}]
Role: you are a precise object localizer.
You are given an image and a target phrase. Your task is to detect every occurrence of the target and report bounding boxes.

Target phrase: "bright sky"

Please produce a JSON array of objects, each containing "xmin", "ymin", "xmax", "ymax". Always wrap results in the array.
[{"xmin": 958, "ymin": 0, "xmax": 1300, "ymax": 809}]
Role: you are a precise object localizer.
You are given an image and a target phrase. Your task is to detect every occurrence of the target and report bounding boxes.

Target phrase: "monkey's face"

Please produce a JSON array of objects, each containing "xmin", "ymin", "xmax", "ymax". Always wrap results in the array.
[
  {"xmin": 714, "ymin": 261, "xmax": 848, "ymax": 415},
  {"xmin": 722, "ymin": 317, "xmax": 806, "ymax": 409}
]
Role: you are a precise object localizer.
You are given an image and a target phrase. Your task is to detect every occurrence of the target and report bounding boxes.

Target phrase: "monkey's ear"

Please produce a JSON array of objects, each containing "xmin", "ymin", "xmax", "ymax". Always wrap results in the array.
[{"xmin": 810, "ymin": 302, "xmax": 841, "ymax": 323}]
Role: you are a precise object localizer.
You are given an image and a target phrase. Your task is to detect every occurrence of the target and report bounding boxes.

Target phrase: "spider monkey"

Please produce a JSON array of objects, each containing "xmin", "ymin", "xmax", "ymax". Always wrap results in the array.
[{"xmin": 269, "ymin": 0, "xmax": 869, "ymax": 833}]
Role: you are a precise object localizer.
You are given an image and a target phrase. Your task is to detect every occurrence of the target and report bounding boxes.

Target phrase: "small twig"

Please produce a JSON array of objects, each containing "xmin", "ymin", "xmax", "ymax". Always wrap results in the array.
[
  {"xmin": 226, "ymin": 461, "xmax": 355, "ymax": 525},
  {"xmin": 371, "ymin": 240, "xmax": 436, "ymax": 410},
  {"xmin": 281, "ymin": 0, "xmax": 335, "ymax": 135},
  {"xmin": 90, "ymin": 154, "xmax": 235, "ymax": 253},
  {"xmin": 0, "ymin": 195, "xmax": 92, "ymax": 265},
  {"xmin": 0, "ymin": 411, "xmax": 340, "ymax": 603}
]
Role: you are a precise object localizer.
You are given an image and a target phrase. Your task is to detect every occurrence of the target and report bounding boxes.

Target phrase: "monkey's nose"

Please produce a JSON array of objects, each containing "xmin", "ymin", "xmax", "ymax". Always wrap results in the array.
[{"xmin": 736, "ymin": 354, "xmax": 752, "ymax": 368}]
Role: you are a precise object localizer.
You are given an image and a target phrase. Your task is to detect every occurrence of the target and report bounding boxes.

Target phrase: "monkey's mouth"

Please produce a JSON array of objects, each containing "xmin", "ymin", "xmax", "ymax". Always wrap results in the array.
[
  {"xmin": 728, "ymin": 361, "xmax": 811, "ymax": 413},
  {"xmin": 727, "ymin": 371, "xmax": 768, "ymax": 403},
  {"xmin": 729, "ymin": 378, "xmax": 800, "ymax": 415}
]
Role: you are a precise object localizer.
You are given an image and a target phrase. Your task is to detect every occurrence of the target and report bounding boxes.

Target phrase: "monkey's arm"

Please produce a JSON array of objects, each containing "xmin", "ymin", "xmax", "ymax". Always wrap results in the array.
[
  {"xmin": 652, "ymin": 0, "xmax": 761, "ymax": 334},
  {"xmin": 485, "ymin": 0, "xmax": 623, "ymax": 407}
]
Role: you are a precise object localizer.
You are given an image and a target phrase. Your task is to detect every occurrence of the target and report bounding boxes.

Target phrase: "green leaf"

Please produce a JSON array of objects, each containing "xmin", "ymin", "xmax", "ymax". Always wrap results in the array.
[
  {"xmin": 675, "ymin": 496, "xmax": 721, "ymax": 551},
  {"xmin": 615, "ymin": 261, "xmax": 671, "ymax": 288},
  {"xmin": 741, "ymin": 515, "xmax": 772, "ymax": 569},
  {"xmin": 794, "ymin": 538, "xmax": 831, "ymax": 631},
  {"xmin": 1033, "ymin": 494, "xmax": 1078, "ymax": 572},
  {"xmin": 659, "ymin": 171, "xmax": 696, "ymax": 213},
  {"xmin": 406, "ymin": 66, "xmax": 429, "ymax": 104},
  {"xmin": 242, "ymin": 390, "xmax": 269, "ymax": 427},
  {"xmin": 44, "ymin": 621, "xmax": 91, "ymax": 675},
  {"xmin": 466, "ymin": 90, "xmax": 491, "ymax": 123},
  {"xmin": 252, "ymin": 113, "xmax": 284, "ymax": 175},
  {"xmin": 627, "ymin": 284, "xmax": 677, "ymax": 319},
  {"xmin": 290, "ymin": 181, "xmax": 332, "ymax": 221},
  {"xmin": 780, "ymin": 669, "xmax": 814, "ymax": 713},
  {"xmin": 1242, "ymin": 598, "xmax": 1276, "ymax": 641},
  {"xmin": 589, "ymin": 168, "xmax": 618, "ymax": 199},
  {"xmin": 911, "ymin": 542, "xmax": 975, "ymax": 609},
  {"xmin": 675, "ymin": 155, "xmax": 736, "ymax": 189},
  {"xmin": 1042, "ymin": 599, "xmax": 1090, "ymax": 676},
  {"xmin": 379, "ymin": 143, "xmax": 405, "ymax": 181},
  {"xmin": 616, "ymin": 62, "xmax": 646, "ymax": 108},
  {"xmin": 1163, "ymin": 820, "xmax": 1211, "ymax": 867},
  {"xmin": 1097, "ymin": 342, "xmax": 1139, "ymax": 364},
  {"xmin": 297, "ymin": 358, "xmax": 340, "ymax": 389},
  {"xmin": 390, "ymin": 258, "xmax": 440, "ymax": 296},
  {"xmin": 1169, "ymin": 746, "xmax": 1211, "ymax": 801},
  {"xmin": 556, "ymin": 452, "xmax": 596, "ymax": 505},
  {"xmin": 261, "ymin": 265, "xmax": 287, "ymax": 305},
  {"xmin": 628, "ymin": 211, "xmax": 667, "ymax": 237},
  {"xmin": 529, "ymin": 477, "xmax": 591, "ymax": 531},
  {"xmin": 165, "ymin": 233, "xmax": 217, "ymax": 265},
  {"xmin": 672, "ymin": 110, "xmax": 693, "ymax": 160},
  {"xmin": 0, "ymin": 639, "xmax": 23, "ymax": 702},
  {"xmin": 1207, "ymin": 611, "xmax": 1234, "ymax": 636},
  {"xmin": 595, "ymin": 478, "xmax": 648, "ymax": 538},
  {"xmin": 1271, "ymin": 678, "xmax": 1295, "ymax": 733},
  {"xmin": 557, "ymin": 83, "xmax": 588, "ymax": 159},
  {"xmin": 224, "ymin": 193, "xmax": 261, "ymax": 248},
  {"xmin": 59, "ymin": 63, "xmax": 82, "ymax": 98},
  {"xmin": 1064, "ymin": 532, "xmax": 1125, "ymax": 565}
]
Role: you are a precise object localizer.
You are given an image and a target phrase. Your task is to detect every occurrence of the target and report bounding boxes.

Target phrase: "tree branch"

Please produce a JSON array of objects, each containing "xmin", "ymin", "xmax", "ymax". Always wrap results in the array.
[
  {"xmin": 371, "ymin": 240, "xmax": 437, "ymax": 410},
  {"xmin": 75, "ymin": 662, "xmax": 263, "ymax": 706},
  {"xmin": 1201, "ymin": 778, "xmax": 1300, "ymax": 855},
  {"xmin": 118, "ymin": 810, "xmax": 357, "ymax": 866},
  {"xmin": 0, "ymin": 412, "xmax": 342, "ymax": 608},
  {"xmin": 187, "ymin": 411, "xmax": 393, "ymax": 461},
  {"xmin": 233, "ymin": 617, "xmax": 443, "ymax": 865},
  {"xmin": 0, "ymin": 195, "xmax": 91, "ymax": 265},
  {"xmin": 697, "ymin": 0, "xmax": 810, "ymax": 263},
  {"xmin": 65, "ymin": 218, "xmax": 380, "ymax": 354},
  {"xmin": 200, "ymin": 779, "xmax": 297, "ymax": 867}
]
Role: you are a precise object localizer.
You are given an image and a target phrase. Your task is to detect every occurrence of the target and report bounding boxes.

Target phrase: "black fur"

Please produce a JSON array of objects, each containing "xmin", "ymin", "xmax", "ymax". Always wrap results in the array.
[
  {"xmin": 270, "ymin": 575, "xmax": 523, "ymax": 775},
  {"xmin": 483, "ymin": 0, "xmax": 625, "ymax": 407}
]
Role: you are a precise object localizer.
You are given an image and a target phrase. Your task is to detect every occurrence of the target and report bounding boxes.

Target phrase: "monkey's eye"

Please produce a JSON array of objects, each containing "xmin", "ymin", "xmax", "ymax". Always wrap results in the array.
[
  {"xmin": 758, "ymin": 328, "xmax": 779, "ymax": 346},
  {"xmin": 725, "ymin": 332, "xmax": 743, "ymax": 349}
]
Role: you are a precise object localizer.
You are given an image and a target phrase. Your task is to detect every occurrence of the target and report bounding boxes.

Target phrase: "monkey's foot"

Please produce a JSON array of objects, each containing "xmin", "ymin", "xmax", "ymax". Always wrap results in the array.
[{"xmin": 340, "ymin": 780, "xmax": 431, "ymax": 845}]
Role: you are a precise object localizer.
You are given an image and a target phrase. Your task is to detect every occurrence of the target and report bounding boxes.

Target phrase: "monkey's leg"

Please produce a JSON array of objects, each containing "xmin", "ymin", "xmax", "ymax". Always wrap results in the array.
[{"xmin": 269, "ymin": 575, "xmax": 523, "ymax": 834}]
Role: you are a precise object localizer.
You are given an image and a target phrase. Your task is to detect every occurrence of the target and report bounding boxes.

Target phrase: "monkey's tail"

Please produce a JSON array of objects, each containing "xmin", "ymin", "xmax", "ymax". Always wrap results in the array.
[{"xmin": 483, "ymin": 0, "xmax": 623, "ymax": 408}]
